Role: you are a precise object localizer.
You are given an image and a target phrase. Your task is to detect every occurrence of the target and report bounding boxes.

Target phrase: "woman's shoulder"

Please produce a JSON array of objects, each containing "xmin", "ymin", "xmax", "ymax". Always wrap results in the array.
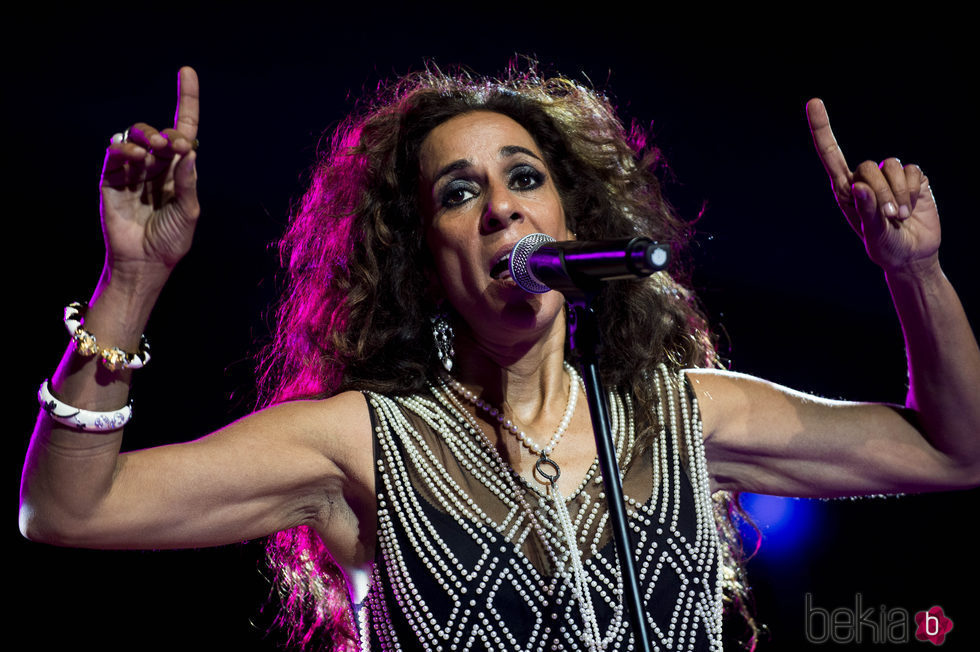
[
  {"xmin": 251, "ymin": 390, "xmax": 375, "ymax": 473},
  {"xmin": 264, "ymin": 389, "xmax": 372, "ymax": 424}
]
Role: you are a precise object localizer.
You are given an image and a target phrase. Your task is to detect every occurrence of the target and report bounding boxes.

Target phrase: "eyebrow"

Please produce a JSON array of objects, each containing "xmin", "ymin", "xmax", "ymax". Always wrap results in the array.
[
  {"xmin": 432, "ymin": 146, "xmax": 544, "ymax": 183},
  {"xmin": 500, "ymin": 145, "xmax": 542, "ymax": 161}
]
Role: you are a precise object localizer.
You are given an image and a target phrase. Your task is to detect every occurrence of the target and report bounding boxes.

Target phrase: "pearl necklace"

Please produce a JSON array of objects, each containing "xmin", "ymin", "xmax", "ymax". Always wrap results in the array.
[
  {"xmin": 445, "ymin": 361, "xmax": 580, "ymax": 483},
  {"xmin": 444, "ymin": 362, "xmax": 606, "ymax": 649}
]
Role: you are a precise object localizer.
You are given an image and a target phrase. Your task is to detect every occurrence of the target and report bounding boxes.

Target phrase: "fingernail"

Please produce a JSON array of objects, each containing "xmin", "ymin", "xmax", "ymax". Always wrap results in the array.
[
  {"xmin": 883, "ymin": 202, "xmax": 898, "ymax": 217},
  {"xmin": 898, "ymin": 204, "xmax": 911, "ymax": 219}
]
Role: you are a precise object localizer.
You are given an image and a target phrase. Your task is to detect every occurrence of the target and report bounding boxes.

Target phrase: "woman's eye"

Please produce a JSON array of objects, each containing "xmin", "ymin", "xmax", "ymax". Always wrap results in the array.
[
  {"xmin": 441, "ymin": 181, "xmax": 478, "ymax": 207},
  {"xmin": 509, "ymin": 166, "xmax": 544, "ymax": 191}
]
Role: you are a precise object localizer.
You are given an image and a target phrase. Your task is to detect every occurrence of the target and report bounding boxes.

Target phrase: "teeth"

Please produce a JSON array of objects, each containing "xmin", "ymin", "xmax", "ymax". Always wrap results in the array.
[{"xmin": 490, "ymin": 254, "xmax": 510, "ymax": 279}]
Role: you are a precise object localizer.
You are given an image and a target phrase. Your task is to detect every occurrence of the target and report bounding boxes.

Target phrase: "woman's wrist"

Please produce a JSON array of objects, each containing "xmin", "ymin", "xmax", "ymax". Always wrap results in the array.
[
  {"xmin": 883, "ymin": 254, "xmax": 944, "ymax": 292},
  {"xmin": 99, "ymin": 256, "xmax": 173, "ymax": 300},
  {"xmin": 84, "ymin": 265, "xmax": 169, "ymax": 349}
]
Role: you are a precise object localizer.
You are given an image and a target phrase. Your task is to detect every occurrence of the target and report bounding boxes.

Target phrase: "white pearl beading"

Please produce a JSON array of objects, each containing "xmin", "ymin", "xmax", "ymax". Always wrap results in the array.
[
  {"xmin": 445, "ymin": 361, "xmax": 580, "ymax": 460},
  {"xmin": 363, "ymin": 364, "xmax": 724, "ymax": 651},
  {"xmin": 441, "ymin": 369, "xmax": 605, "ymax": 651}
]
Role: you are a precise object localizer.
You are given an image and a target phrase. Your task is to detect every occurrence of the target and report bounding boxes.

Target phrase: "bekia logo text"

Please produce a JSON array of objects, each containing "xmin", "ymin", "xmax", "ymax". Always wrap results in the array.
[{"xmin": 805, "ymin": 593, "xmax": 953, "ymax": 645}]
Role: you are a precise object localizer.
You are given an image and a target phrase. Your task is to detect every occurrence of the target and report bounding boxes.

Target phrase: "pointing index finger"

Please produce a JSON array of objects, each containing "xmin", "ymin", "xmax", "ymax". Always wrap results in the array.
[
  {"xmin": 807, "ymin": 98, "xmax": 850, "ymax": 189},
  {"xmin": 174, "ymin": 66, "xmax": 199, "ymax": 141}
]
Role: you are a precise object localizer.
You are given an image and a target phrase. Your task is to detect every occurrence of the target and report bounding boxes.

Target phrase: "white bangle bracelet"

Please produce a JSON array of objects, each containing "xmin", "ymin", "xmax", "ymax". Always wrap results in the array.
[{"xmin": 37, "ymin": 379, "xmax": 132, "ymax": 432}]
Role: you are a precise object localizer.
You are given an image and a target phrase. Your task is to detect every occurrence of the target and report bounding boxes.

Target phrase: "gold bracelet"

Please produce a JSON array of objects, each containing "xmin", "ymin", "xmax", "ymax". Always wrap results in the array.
[{"xmin": 64, "ymin": 302, "xmax": 151, "ymax": 371}]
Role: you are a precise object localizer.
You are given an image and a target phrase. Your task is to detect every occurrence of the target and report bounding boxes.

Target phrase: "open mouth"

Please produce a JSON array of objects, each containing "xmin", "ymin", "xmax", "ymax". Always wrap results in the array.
[{"xmin": 490, "ymin": 254, "xmax": 510, "ymax": 279}]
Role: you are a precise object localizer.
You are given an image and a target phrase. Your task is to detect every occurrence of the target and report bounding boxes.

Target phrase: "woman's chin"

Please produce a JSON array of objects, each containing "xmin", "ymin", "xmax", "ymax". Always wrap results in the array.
[{"xmin": 494, "ymin": 294, "xmax": 566, "ymax": 336}]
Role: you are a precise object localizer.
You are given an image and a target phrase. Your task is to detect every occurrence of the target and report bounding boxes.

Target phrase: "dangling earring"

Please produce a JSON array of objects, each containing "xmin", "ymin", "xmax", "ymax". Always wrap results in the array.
[{"xmin": 430, "ymin": 310, "xmax": 455, "ymax": 373}]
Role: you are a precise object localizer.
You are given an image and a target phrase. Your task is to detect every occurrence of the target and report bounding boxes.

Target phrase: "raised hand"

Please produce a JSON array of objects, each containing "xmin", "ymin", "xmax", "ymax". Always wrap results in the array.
[
  {"xmin": 807, "ymin": 99, "xmax": 941, "ymax": 275},
  {"xmin": 100, "ymin": 67, "xmax": 200, "ymax": 282}
]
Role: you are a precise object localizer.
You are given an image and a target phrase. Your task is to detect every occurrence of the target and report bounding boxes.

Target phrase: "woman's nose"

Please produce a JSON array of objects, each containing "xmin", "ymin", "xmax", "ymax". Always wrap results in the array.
[{"xmin": 481, "ymin": 187, "xmax": 524, "ymax": 234}]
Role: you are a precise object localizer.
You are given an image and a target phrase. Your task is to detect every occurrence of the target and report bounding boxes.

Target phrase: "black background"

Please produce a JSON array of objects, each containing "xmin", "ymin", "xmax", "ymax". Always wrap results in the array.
[{"xmin": 9, "ymin": 5, "xmax": 977, "ymax": 650}]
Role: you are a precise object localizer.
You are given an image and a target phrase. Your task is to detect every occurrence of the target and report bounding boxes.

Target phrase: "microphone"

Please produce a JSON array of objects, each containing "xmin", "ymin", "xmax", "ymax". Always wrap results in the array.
[{"xmin": 508, "ymin": 233, "xmax": 669, "ymax": 294}]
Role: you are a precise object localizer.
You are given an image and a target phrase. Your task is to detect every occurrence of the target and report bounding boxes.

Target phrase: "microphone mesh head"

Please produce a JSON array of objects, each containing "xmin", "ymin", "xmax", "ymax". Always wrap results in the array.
[{"xmin": 509, "ymin": 233, "xmax": 555, "ymax": 294}]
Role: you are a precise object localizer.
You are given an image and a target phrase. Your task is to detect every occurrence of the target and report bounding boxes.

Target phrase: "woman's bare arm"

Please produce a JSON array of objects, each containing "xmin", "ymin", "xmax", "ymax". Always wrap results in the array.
[
  {"xmin": 694, "ymin": 100, "xmax": 980, "ymax": 498},
  {"xmin": 692, "ymin": 369, "xmax": 978, "ymax": 497},
  {"xmin": 19, "ymin": 68, "xmax": 375, "ymax": 564},
  {"xmin": 21, "ymin": 392, "xmax": 373, "ymax": 550}
]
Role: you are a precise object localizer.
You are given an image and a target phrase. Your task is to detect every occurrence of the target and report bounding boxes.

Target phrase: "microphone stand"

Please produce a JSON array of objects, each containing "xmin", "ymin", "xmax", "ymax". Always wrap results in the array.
[
  {"xmin": 562, "ymin": 285, "xmax": 652, "ymax": 652},
  {"xmin": 508, "ymin": 233, "xmax": 669, "ymax": 650}
]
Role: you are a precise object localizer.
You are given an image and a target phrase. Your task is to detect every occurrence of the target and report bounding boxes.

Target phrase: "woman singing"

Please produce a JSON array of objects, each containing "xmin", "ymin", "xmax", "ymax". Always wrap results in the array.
[{"xmin": 20, "ymin": 65, "xmax": 980, "ymax": 651}]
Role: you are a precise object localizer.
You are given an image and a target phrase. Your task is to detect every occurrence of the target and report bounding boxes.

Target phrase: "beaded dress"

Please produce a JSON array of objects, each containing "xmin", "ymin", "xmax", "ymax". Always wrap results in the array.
[{"xmin": 362, "ymin": 364, "xmax": 723, "ymax": 651}]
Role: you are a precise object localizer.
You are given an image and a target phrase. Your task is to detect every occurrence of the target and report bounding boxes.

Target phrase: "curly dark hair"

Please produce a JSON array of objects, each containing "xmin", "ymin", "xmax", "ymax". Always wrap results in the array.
[{"xmin": 259, "ymin": 63, "xmax": 758, "ymax": 651}]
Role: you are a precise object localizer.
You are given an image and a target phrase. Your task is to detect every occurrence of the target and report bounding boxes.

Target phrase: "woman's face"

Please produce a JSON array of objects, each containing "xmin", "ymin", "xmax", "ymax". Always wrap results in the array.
[{"xmin": 418, "ymin": 111, "xmax": 572, "ymax": 347}]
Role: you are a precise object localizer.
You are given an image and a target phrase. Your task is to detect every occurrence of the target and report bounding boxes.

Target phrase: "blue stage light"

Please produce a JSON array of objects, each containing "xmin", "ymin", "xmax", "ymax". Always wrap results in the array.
[{"xmin": 739, "ymin": 493, "xmax": 823, "ymax": 557}]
